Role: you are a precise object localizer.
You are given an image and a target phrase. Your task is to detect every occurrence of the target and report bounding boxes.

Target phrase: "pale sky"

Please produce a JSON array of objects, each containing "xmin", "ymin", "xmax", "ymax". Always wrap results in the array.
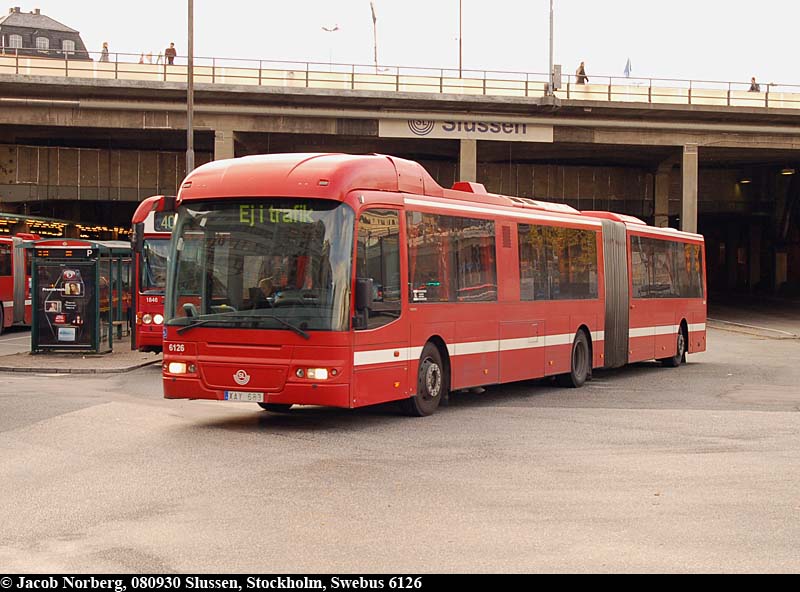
[{"xmin": 14, "ymin": 1, "xmax": 796, "ymax": 87}]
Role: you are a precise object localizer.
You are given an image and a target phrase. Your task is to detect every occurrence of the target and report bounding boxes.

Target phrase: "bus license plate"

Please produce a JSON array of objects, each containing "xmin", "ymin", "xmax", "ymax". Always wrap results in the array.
[{"xmin": 224, "ymin": 391, "xmax": 264, "ymax": 403}]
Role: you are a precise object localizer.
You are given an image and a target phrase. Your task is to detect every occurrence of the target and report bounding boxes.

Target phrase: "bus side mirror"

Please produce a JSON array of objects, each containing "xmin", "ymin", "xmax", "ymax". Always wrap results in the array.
[
  {"xmin": 355, "ymin": 277, "xmax": 373, "ymax": 312},
  {"xmin": 131, "ymin": 222, "xmax": 144, "ymax": 253}
]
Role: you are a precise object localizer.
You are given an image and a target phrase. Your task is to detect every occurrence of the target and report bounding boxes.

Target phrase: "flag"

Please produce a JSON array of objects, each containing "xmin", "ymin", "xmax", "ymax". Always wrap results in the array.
[{"xmin": 624, "ymin": 58, "xmax": 632, "ymax": 78}]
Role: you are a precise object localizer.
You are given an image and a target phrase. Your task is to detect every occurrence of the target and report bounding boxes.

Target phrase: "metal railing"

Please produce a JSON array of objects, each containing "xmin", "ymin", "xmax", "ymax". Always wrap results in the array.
[{"xmin": 2, "ymin": 48, "xmax": 799, "ymax": 109}]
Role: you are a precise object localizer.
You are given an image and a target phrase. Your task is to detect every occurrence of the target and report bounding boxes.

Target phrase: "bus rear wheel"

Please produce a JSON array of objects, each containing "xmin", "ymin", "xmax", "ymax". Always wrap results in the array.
[
  {"xmin": 400, "ymin": 343, "xmax": 447, "ymax": 417},
  {"xmin": 557, "ymin": 331, "xmax": 590, "ymax": 388},
  {"xmin": 258, "ymin": 403, "xmax": 293, "ymax": 413},
  {"xmin": 660, "ymin": 328, "xmax": 686, "ymax": 367}
]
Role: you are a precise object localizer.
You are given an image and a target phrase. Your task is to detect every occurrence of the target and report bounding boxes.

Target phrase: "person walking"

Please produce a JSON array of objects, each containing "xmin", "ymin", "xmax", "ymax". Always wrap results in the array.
[
  {"xmin": 576, "ymin": 61, "xmax": 589, "ymax": 84},
  {"xmin": 99, "ymin": 42, "xmax": 109, "ymax": 62},
  {"xmin": 164, "ymin": 42, "xmax": 177, "ymax": 65},
  {"xmin": 749, "ymin": 76, "xmax": 761, "ymax": 92}
]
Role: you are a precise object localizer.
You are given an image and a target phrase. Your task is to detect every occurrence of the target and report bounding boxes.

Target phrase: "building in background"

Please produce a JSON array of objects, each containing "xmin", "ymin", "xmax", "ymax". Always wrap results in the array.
[{"xmin": 0, "ymin": 7, "xmax": 90, "ymax": 60}]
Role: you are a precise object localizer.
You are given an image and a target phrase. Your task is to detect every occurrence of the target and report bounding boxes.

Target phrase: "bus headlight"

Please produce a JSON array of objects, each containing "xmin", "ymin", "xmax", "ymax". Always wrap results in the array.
[
  {"xmin": 142, "ymin": 314, "xmax": 153, "ymax": 324},
  {"xmin": 306, "ymin": 368, "xmax": 329, "ymax": 380},
  {"xmin": 153, "ymin": 314, "xmax": 164, "ymax": 325},
  {"xmin": 164, "ymin": 362, "xmax": 196, "ymax": 374},
  {"xmin": 167, "ymin": 362, "xmax": 187, "ymax": 374}
]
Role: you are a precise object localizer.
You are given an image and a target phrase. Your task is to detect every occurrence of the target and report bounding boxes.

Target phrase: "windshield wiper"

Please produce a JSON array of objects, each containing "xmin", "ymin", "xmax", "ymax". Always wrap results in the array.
[
  {"xmin": 176, "ymin": 312, "xmax": 310, "ymax": 339},
  {"xmin": 255, "ymin": 314, "xmax": 310, "ymax": 339},
  {"xmin": 176, "ymin": 317, "xmax": 251, "ymax": 335}
]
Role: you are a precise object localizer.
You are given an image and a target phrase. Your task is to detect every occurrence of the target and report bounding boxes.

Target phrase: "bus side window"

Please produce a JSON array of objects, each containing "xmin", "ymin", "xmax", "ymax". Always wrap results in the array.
[
  {"xmin": 0, "ymin": 243, "xmax": 11, "ymax": 276},
  {"xmin": 355, "ymin": 209, "xmax": 401, "ymax": 330}
]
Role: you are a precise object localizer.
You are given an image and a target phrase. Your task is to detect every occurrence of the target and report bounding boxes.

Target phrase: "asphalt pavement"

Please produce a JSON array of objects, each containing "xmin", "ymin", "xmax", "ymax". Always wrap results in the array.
[
  {"xmin": 1, "ymin": 327, "xmax": 799, "ymax": 572},
  {"xmin": 1, "ymin": 301, "xmax": 800, "ymax": 572}
]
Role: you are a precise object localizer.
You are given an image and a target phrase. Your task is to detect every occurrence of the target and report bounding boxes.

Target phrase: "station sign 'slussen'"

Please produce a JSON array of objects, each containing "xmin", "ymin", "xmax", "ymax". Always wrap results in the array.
[{"xmin": 379, "ymin": 119, "xmax": 554, "ymax": 142}]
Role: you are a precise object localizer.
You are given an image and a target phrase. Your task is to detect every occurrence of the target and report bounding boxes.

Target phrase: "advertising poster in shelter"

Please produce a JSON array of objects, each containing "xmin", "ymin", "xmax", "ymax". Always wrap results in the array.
[{"xmin": 37, "ymin": 263, "xmax": 96, "ymax": 348}]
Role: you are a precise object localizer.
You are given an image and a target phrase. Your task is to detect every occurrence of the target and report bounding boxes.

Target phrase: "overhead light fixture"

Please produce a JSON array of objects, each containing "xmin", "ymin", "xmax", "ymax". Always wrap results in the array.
[
  {"xmin": 739, "ymin": 178, "xmax": 752, "ymax": 184},
  {"xmin": 781, "ymin": 167, "xmax": 796, "ymax": 175}
]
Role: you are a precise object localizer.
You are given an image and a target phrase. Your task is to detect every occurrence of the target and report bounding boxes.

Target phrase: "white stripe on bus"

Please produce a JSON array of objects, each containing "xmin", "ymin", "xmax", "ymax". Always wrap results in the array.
[
  {"xmin": 355, "ymin": 332, "xmax": 598, "ymax": 367},
  {"xmin": 353, "ymin": 323, "xmax": 704, "ymax": 367},
  {"xmin": 629, "ymin": 323, "xmax": 706, "ymax": 339}
]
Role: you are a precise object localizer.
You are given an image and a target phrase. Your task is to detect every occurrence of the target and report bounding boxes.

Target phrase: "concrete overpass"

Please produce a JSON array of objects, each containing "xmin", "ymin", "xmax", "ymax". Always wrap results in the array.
[{"xmin": 2, "ymin": 56, "xmax": 800, "ymax": 294}]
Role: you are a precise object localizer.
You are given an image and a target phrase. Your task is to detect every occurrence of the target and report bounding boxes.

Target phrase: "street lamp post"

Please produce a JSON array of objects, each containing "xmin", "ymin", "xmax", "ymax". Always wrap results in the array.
[
  {"xmin": 548, "ymin": 0, "xmax": 554, "ymax": 96},
  {"xmin": 370, "ymin": 2, "xmax": 378, "ymax": 73},
  {"xmin": 458, "ymin": 0, "xmax": 463, "ymax": 77},
  {"xmin": 322, "ymin": 24, "xmax": 339, "ymax": 71},
  {"xmin": 186, "ymin": 0, "xmax": 195, "ymax": 173}
]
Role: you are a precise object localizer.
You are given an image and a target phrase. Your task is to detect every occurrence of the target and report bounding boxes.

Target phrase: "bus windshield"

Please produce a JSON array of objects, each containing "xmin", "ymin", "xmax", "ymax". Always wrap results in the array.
[
  {"xmin": 165, "ymin": 198, "xmax": 355, "ymax": 334},
  {"xmin": 140, "ymin": 238, "xmax": 170, "ymax": 293}
]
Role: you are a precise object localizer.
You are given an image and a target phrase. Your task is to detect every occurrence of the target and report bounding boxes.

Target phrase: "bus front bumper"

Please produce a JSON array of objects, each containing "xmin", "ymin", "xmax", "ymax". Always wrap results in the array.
[{"xmin": 163, "ymin": 375, "xmax": 351, "ymax": 408}]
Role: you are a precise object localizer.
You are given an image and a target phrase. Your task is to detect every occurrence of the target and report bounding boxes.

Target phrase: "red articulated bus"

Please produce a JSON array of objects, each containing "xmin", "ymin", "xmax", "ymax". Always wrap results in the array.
[
  {"xmin": 160, "ymin": 153, "xmax": 706, "ymax": 416},
  {"xmin": 131, "ymin": 195, "xmax": 175, "ymax": 352},
  {"xmin": 0, "ymin": 233, "xmax": 38, "ymax": 335}
]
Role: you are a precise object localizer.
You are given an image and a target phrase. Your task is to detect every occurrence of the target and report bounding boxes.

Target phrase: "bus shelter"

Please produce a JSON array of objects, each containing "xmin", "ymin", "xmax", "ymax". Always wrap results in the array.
[{"xmin": 31, "ymin": 239, "xmax": 132, "ymax": 353}]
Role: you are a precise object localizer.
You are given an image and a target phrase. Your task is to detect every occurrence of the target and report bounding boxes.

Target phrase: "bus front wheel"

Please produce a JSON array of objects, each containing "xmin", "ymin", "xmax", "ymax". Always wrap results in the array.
[
  {"xmin": 557, "ymin": 331, "xmax": 590, "ymax": 388},
  {"xmin": 400, "ymin": 343, "xmax": 447, "ymax": 417}
]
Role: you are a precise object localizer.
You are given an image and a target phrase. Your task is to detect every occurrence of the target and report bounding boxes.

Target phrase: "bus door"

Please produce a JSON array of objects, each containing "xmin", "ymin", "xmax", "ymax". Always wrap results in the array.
[
  {"xmin": 0, "ymin": 239, "xmax": 10, "ymax": 330},
  {"xmin": 353, "ymin": 208, "xmax": 409, "ymax": 407},
  {"xmin": 12, "ymin": 237, "xmax": 29, "ymax": 324}
]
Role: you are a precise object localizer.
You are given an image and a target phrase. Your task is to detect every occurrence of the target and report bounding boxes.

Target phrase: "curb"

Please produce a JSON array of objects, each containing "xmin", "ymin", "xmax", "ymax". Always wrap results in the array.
[
  {"xmin": 707, "ymin": 318, "xmax": 799, "ymax": 340},
  {"xmin": 0, "ymin": 359, "xmax": 161, "ymax": 374}
]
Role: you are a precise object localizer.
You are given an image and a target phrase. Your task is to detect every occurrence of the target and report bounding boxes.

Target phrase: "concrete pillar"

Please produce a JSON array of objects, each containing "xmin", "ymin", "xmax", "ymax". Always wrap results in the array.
[
  {"xmin": 681, "ymin": 144, "xmax": 698, "ymax": 233},
  {"xmin": 459, "ymin": 139, "xmax": 477, "ymax": 182},
  {"xmin": 214, "ymin": 129, "xmax": 235, "ymax": 161}
]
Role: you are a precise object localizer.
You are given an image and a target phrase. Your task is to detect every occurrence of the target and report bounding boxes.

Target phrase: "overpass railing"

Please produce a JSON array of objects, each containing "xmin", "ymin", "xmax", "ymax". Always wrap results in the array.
[{"xmin": 2, "ymin": 49, "xmax": 799, "ymax": 109}]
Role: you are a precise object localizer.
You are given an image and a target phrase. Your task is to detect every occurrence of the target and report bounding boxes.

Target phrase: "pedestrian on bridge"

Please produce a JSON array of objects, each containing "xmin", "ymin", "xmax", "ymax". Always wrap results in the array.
[
  {"xmin": 99, "ymin": 42, "xmax": 109, "ymax": 62},
  {"xmin": 165, "ymin": 42, "xmax": 177, "ymax": 65},
  {"xmin": 749, "ymin": 77, "xmax": 761, "ymax": 92},
  {"xmin": 576, "ymin": 61, "xmax": 589, "ymax": 84}
]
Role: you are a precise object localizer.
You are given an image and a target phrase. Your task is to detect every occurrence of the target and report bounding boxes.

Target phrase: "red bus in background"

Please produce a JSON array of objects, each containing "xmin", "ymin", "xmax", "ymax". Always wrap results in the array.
[
  {"xmin": 0, "ymin": 233, "xmax": 38, "ymax": 334},
  {"xmin": 131, "ymin": 196, "xmax": 175, "ymax": 352},
  {"xmin": 160, "ymin": 154, "xmax": 706, "ymax": 416}
]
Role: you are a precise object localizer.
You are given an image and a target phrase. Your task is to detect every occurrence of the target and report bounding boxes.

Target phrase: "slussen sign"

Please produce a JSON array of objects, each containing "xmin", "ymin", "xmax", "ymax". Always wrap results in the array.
[{"xmin": 379, "ymin": 119, "xmax": 553, "ymax": 142}]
